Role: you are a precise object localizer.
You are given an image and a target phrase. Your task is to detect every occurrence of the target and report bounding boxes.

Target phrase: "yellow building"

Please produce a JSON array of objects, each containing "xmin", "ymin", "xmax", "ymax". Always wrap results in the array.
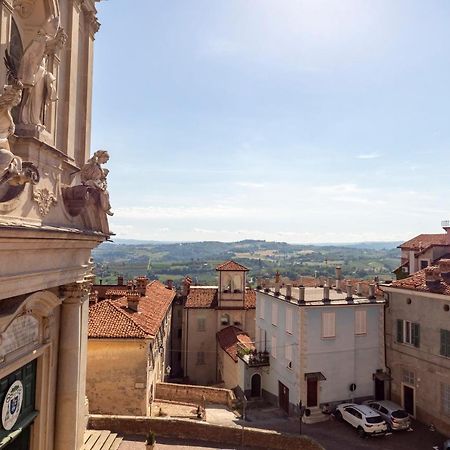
[{"xmin": 87, "ymin": 280, "xmax": 174, "ymax": 416}]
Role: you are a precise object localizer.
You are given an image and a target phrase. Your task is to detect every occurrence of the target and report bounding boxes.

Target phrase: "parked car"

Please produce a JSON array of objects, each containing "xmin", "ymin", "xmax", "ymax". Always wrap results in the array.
[
  {"xmin": 363, "ymin": 400, "xmax": 411, "ymax": 431},
  {"xmin": 335, "ymin": 403, "xmax": 387, "ymax": 437}
]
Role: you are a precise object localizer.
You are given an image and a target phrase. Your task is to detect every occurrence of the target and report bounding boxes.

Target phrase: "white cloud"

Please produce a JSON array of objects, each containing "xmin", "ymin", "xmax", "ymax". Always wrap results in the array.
[
  {"xmin": 356, "ymin": 153, "xmax": 381, "ymax": 159},
  {"xmin": 235, "ymin": 181, "xmax": 265, "ymax": 189}
]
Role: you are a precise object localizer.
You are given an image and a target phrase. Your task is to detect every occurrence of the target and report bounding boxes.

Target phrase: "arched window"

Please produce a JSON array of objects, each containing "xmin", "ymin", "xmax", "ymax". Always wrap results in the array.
[{"xmin": 220, "ymin": 314, "xmax": 230, "ymax": 326}]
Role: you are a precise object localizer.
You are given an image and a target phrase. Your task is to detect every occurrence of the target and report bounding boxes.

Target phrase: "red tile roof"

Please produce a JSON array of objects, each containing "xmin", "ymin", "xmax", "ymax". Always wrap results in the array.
[
  {"xmin": 399, "ymin": 234, "xmax": 448, "ymax": 250},
  {"xmin": 390, "ymin": 266, "xmax": 450, "ymax": 296},
  {"xmin": 88, "ymin": 280, "xmax": 175, "ymax": 339},
  {"xmin": 216, "ymin": 326, "xmax": 254, "ymax": 362},
  {"xmin": 216, "ymin": 260, "xmax": 249, "ymax": 271},
  {"xmin": 185, "ymin": 287, "xmax": 256, "ymax": 309},
  {"xmin": 105, "ymin": 288, "xmax": 129, "ymax": 297},
  {"xmin": 185, "ymin": 287, "xmax": 218, "ymax": 308}
]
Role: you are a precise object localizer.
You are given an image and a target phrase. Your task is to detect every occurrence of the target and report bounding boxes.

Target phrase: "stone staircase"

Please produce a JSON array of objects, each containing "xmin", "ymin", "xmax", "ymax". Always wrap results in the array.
[
  {"xmin": 82, "ymin": 430, "xmax": 123, "ymax": 450},
  {"xmin": 302, "ymin": 407, "xmax": 329, "ymax": 424}
]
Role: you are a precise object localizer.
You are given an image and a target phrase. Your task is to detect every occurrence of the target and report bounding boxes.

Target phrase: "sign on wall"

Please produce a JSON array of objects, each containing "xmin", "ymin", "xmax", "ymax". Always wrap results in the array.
[
  {"xmin": 1, "ymin": 380, "xmax": 24, "ymax": 430},
  {"xmin": 0, "ymin": 315, "xmax": 39, "ymax": 360}
]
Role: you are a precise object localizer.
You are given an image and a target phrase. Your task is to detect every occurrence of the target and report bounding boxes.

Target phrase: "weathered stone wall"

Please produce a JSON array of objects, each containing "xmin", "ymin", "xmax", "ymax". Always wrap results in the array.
[
  {"xmin": 155, "ymin": 382, "xmax": 235, "ymax": 407},
  {"xmin": 89, "ymin": 415, "xmax": 324, "ymax": 450},
  {"xmin": 87, "ymin": 339, "xmax": 149, "ymax": 415}
]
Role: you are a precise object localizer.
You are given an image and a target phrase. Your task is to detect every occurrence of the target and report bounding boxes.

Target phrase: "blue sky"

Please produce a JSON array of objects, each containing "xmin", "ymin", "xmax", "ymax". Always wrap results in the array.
[{"xmin": 91, "ymin": 0, "xmax": 450, "ymax": 243}]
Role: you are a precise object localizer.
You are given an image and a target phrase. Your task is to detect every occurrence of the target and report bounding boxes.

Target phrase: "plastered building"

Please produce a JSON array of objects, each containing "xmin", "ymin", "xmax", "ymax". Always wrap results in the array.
[{"xmin": 0, "ymin": 1, "xmax": 110, "ymax": 449}]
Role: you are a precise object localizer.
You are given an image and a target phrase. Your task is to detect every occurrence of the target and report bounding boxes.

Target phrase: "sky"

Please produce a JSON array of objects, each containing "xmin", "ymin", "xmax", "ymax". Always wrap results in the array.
[{"xmin": 91, "ymin": 0, "xmax": 450, "ymax": 244}]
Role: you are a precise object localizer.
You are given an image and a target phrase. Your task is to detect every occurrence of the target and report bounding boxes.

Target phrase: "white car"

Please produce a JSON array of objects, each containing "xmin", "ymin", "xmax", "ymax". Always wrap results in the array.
[{"xmin": 335, "ymin": 403, "xmax": 387, "ymax": 437}]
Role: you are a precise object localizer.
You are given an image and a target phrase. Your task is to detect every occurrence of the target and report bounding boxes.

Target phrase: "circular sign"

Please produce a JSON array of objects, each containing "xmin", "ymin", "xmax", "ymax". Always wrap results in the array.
[{"xmin": 2, "ymin": 380, "xmax": 23, "ymax": 431}]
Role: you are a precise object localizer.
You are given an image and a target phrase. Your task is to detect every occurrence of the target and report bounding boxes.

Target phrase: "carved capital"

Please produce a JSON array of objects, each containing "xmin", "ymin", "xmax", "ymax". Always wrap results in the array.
[
  {"xmin": 60, "ymin": 279, "xmax": 92, "ymax": 304},
  {"xmin": 32, "ymin": 187, "xmax": 57, "ymax": 216}
]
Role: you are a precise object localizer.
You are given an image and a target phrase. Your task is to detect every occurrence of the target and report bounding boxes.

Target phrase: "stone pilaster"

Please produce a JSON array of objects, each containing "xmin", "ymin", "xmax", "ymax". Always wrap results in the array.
[{"xmin": 54, "ymin": 280, "xmax": 90, "ymax": 450}]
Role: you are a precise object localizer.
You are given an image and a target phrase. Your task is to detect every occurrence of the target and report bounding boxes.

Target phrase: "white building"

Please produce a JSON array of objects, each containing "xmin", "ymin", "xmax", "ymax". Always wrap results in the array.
[{"xmin": 252, "ymin": 281, "xmax": 386, "ymax": 419}]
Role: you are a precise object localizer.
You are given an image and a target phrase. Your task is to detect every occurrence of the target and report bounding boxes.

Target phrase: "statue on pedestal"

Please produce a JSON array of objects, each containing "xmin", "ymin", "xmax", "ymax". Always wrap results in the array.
[{"xmin": 80, "ymin": 150, "xmax": 113, "ymax": 216}]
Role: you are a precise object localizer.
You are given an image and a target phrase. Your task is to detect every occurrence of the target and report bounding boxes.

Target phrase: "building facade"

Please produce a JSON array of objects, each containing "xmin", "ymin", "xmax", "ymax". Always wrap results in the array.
[
  {"xmin": 383, "ymin": 260, "xmax": 450, "ymax": 435},
  {"xmin": 87, "ymin": 280, "xmax": 174, "ymax": 416},
  {"xmin": 181, "ymin": 261, "xmax": 256, "ymax": 385},
  {"xmin": 0, "ymin": 1, "xmax": 109, "ymax": 449},
  {"xmin": 254, "ymin": 281, "xmax": 386, "ymax": 418}
]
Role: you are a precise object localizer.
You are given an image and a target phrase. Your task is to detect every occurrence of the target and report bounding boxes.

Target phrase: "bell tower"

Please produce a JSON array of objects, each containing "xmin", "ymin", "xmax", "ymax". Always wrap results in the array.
[{"xmin": 216, "ymin": 260, "xmax": 249, "ymax": 308}]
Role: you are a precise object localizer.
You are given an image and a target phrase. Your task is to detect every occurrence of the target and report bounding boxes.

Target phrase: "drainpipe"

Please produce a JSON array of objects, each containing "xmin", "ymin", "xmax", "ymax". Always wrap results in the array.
[{"xmin": 383, "ymin": 292, "xmax": 392, "ymax": 400}]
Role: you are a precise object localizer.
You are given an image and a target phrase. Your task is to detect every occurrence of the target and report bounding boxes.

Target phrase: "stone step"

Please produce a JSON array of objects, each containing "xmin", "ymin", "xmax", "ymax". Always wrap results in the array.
[
  {"xmin": 302, "ymin": 407, "xmax": 330, "ymax": 424},
  {"xmin": 82, "ymin": 430, "xmax": 123, "ymax": 450}
]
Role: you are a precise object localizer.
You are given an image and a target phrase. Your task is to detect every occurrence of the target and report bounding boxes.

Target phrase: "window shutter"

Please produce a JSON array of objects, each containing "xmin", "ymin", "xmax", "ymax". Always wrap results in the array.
[
  {"xmin": 286, "ymin": 308, "xmax": 293, "ymax": 334},
  {"xmin": 397, "ymin": 319, "xmax": 403, "ymax": 343},
  {"xmin": 413, "ymin": 323, "xmax": 420, "ymax": 348},
  {"xmin": 441, "ymin": 329, "xmax": 447, "ymax": 356}
]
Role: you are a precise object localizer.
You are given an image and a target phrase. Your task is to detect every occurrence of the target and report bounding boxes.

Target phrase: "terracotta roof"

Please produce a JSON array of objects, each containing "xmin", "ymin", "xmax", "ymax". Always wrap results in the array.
[
  {"xmin": 185, "ymin": 287, "xmax": 218, "ymax": 308},
  {"xmin": 185, "ymin": 287, "xmax": 256, "ymax": 309},
  {"xmin": 105, "ymin": 288, "xmax": 129, "ymax": 297},
  {"xmin": 390, "ymin": 266, "xmax": 450, "ymax": 296},
  {"xmin": 216, "ymin": 260, "xmax": 249, "ymax": 271},
  {"xmin": 88, "ymin": 280, "xmax": 175, "ymax": 339},
  {"xmin": 216, "ymin": 326, "xmax": 254, "ymax": 362},
  {"xmin": 399, "ymin": 234, "xmax": 448, "ymax": 250}
]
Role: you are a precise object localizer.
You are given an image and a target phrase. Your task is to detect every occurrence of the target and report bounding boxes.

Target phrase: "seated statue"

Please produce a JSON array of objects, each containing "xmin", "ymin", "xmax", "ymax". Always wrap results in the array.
[{"xmin": 80, "ymin": 150, "xmax": 113, "ymax": 216}]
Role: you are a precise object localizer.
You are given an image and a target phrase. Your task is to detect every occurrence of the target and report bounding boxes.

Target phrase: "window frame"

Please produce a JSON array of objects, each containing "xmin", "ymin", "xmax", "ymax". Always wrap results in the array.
[
  {"xmin": 355, "ymin": 309, "xmax": 367, "ymax": 335},
  {"xmin": 440, "ymin": 329, "xmax": 450, "ymax": 358},
  {"xmin": 321, "ymin": 311, "xmax": 336, "ymax": 339}
]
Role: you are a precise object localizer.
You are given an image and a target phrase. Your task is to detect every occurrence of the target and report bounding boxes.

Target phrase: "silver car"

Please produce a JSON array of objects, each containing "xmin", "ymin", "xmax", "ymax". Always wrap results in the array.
[{"xmin": 364, "ymin": 400, "xmax": 411, "ymax": 431}]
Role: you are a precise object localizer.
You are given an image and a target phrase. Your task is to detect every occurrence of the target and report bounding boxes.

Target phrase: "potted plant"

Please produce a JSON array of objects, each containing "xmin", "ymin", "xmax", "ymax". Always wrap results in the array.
[{"xmin": 145, "ymin": 431, "xmax": 156, "ymax": 450}]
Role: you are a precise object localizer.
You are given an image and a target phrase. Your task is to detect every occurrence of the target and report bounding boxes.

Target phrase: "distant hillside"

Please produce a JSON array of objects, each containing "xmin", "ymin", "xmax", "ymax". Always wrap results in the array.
[{"xmin": 93, "ymin": 239, "xmax": 400, "ymax": 286}]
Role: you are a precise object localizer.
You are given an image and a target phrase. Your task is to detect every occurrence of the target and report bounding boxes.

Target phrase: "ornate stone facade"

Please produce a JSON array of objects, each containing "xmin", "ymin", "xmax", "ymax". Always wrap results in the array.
[{"xmin": 0, "ymin": 1, "xmax": 109, "ymax": 450}]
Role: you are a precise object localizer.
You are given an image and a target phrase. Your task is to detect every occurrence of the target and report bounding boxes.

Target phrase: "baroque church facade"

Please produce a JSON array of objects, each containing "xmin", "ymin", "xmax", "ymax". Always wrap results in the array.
[{"xmin": 0, "ymin": 1, "xmax": 110, "ymax": 450}]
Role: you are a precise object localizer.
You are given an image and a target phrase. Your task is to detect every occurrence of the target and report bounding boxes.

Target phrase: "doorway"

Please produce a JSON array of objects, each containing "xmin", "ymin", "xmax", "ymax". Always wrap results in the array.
[
  {"xmin": 251, "ymin": 373, "xmax": 261, "ymax": 397},
  {"xmin": 403, "ymin": 384, "xmax": 415, "ymax": 416},
  {"xmin": 375, "ymin": 378, "xmax": 385, "ymax": 400},
  {"xmin": 278, "ymin": 381, "xmax": 290, "ymax": 414},
  {"xmin": 307, "ymin": 378, "xmax": 318, "ymax": 407}
]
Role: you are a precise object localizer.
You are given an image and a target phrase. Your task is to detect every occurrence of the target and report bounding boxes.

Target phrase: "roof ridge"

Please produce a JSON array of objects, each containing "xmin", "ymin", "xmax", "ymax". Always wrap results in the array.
[{"xmin": 108, "ymin": 299, "xmax": 152, "ymax": 337}]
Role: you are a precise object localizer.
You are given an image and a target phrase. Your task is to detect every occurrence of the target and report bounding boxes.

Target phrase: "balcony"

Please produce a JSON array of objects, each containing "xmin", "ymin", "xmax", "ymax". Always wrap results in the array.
[{"xmin": 237, "ymin": 342, "xmax": 270, "ymax": 367}]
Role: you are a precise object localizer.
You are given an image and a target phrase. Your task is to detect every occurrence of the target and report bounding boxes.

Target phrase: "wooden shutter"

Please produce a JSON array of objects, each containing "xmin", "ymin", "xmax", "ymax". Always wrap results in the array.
[
  {"xmin": 397, "ymin": 319, "xmax": 403, "ymax": 343},
  {"xmin": 412, "ymin": 323, "xmax": 420, "ymax": 348}
]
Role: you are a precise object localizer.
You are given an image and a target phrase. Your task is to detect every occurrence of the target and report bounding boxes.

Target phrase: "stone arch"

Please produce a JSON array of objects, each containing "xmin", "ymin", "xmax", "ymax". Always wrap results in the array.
[{"xmin": 24, "ymin": 289, "xmax": 61, "ymax": 318}]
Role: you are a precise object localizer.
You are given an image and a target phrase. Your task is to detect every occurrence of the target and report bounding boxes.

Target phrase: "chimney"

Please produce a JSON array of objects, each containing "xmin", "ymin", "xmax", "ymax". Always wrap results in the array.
[
  {"xmin": 425, "ymin": 267, "xmax": 441, "ymax": 290},
  {"xmin": 335, "ymin": 267, "xmax": 342, "ymax": 292},
  {"xmin": 286, "ymin": 284, "xmax": 292, "ymax": 300},
  {"xmin": 166, "ymin": 279, "xmax": 174, "ymax": 290},
  {"xmin": 439, "ymin": 259, "xmax": 450, "ymax": 284},
  {"xmin": 182, "ymin": 276, "xmax": 192, "ymax": 297},
  {"xmin": 327, "ymin": 277, "xmax": 333, "ymax": 289},
  {"xmin": 118, "ymin": 275, "xmax": 124, "ymax": 286},
  {"xmin": 356, "ymin": 282, "xmax": 363, "ymax": 296},
  {"xmin": 127, "ymin": 291, "xmax": 141, "ymax": 312},
  {"xmin": 346, "ymin": 282, "xmax": 353, "ymax": 301},
  {"xmin": 275, "ymin": 271, "xmax": 281, "ymax": 284},
  {"xmin": 442, "ymin": 220, "xmax": 450, "ymax": 244},
  {"xmin": 298, "ymin": 286, "xmax": 305, "ymax": 304},
  {"xmin": 323, "ymin": 285, "xmax": 330, "ymax": 302},
  {"xmin": 135, "ymin": 276, "xmax": 149, "ymax": 296},
  {"xmin": 274, "ymin": 283, "xmax": 280, "ymax": 296},
  {"xmin": 368, "ymin": 283, "xmax": 376, "ymax": 299}
]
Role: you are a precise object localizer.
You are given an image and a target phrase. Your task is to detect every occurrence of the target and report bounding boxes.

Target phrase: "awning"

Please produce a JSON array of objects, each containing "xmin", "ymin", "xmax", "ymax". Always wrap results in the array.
[
  {"xmin": 304, "ymin": 372, "xmax": 326, "ymax": 381},
  {"xmin": 373, "ymin": 371, "xmax": 392, "ymax": 381}
]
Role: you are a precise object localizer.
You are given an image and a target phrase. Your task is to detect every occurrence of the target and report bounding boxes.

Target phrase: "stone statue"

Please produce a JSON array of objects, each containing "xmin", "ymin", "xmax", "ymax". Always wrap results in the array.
[
  {"xmin": 80, "ymin": 150, "xmax": 113, "ymax": 216},
  {"xmin": 18, "ymin": 17, "xmax": 59, "ymax": 128},
  {"xmin": 0, "ymin": 52, "xmax": 39, "ymax": 187}
]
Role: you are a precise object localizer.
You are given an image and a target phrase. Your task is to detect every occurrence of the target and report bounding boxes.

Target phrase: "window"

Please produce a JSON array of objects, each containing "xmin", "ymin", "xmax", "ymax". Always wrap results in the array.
[
  {"xmin": 177, "ymin": 328, "xmax": 182, "ymax": 339},
  {"xmin": 271, "ymin": 336, "xmax": 277, "ymax": 358},
  {"xmin": 272, "ymin": 303, "xmax": 278, "ymax": 326},
  {"xmin": 286, "ymin": 308, "xmax": 293, "ymax": 334},
  {"xmin": 285, "ymin": 344, "xmax": 293, "ymax": 368},
  {"xmin": 197, "ymin": 318, "xmax": 206, "ymax": 332},
  {"xmin": 259, "ymin": 298, "xmax": 264, "ymax": 319},
  {"xmin": 420, "ymin": 260, "xmax": 429, "ymax": 269},
  {"xmin": 196, "ymin": 351, "xmax": 205, "ymax": 365},
  {"xmin": 396, "ymin": 319, "xmax": 420, "ymax": 347},
  {"xmin": 402, "ymin": 369, "xmax": 415, "ymax": 385},
  {"xmin": 221, "ymin": 314, "xmax": 230, "ymax": 326},
  {"xmin": 321, "ymin": 312, "xmax": 336, "ymax": 338},
  {"xmin": 355, "ymin": 310, "xmax": 367, "ymax": 335},
  {"xmin": 440, "ymin": 329, "xmax": 450, "ymax": 357},
  {"xmin": 442, "ymin": 383, "xmax": 450, "ymax": 416}
]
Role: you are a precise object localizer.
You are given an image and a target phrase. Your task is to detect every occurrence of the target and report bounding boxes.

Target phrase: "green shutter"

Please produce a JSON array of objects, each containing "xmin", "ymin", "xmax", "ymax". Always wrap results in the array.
[
  {"xmin": 413, "ymin": 323, "xmax": 420, "ymax": 348},
  {"xmin": 397, "ymin": 319, "xmax": 403, "ymax": 343}
]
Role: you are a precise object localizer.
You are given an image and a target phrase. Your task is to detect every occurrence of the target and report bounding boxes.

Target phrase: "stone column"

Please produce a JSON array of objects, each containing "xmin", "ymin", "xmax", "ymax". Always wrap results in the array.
[{"xmin": 54, "ymin": 281, "xmax": 90, "ymax": 450}]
